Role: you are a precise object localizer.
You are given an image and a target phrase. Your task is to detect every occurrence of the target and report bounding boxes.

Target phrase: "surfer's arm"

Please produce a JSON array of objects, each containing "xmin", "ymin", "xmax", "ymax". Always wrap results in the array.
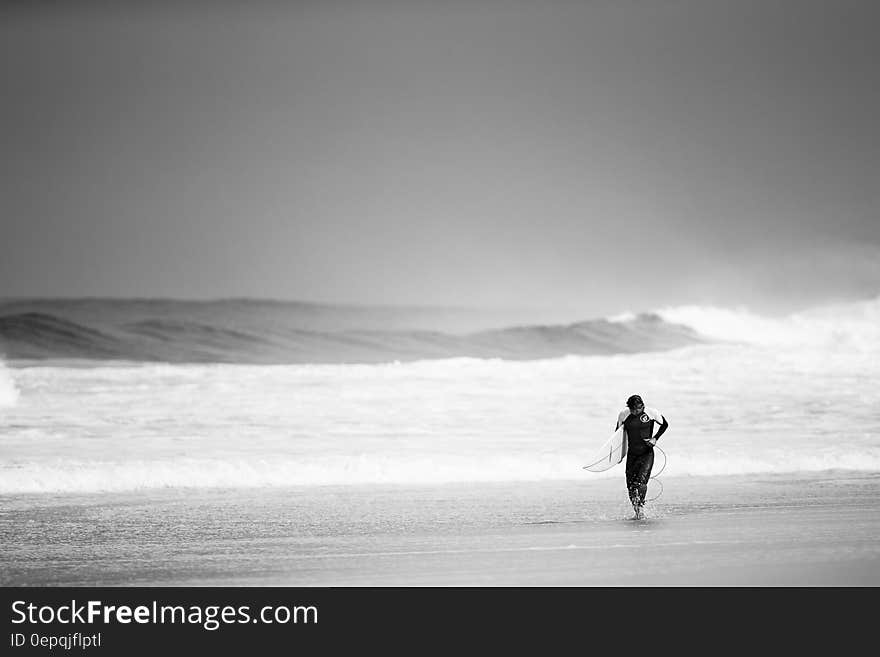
[{"xmin": 653, "ymin": 417, "xmax": 669, "ymax": 441}]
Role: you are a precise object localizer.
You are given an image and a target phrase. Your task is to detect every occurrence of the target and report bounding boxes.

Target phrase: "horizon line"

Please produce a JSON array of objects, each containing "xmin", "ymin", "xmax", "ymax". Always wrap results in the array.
[{"xmin": 0, "ymin": 295, "xmax": 577, "ymax": 315}]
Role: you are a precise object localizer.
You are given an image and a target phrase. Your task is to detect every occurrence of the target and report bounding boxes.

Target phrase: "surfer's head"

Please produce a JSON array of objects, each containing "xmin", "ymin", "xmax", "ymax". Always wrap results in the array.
[{"xmin": 626, "ymin": 395, "xmax": 644, "ymax": 413}]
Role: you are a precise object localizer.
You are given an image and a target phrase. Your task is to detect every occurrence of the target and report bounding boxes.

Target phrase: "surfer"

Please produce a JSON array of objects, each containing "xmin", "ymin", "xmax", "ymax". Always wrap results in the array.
[{"xmin": 616, "ymin": 395, "xmax": 668, "ymax": 519}]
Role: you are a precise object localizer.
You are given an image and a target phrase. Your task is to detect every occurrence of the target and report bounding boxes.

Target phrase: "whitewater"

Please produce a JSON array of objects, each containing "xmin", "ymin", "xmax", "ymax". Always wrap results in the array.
[{"xmin": 0, "ymin": 298, "xmax": 878, "ymax": 494}]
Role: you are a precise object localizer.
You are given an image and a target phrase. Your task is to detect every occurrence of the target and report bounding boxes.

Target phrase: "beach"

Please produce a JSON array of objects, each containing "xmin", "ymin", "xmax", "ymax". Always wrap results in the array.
[{"xmin": 3, "ymin": 471, "xmax": 878, "ymax": 586}]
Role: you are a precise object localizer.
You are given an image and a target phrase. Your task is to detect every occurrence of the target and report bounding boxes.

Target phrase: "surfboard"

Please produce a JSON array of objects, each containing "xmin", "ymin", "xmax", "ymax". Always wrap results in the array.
[{"xmin": 582, "ymin": 425, "xmax": 627, "ymax": 472}]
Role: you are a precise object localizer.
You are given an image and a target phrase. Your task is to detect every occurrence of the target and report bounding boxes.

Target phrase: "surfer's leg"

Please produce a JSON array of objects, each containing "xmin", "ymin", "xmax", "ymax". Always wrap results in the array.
[
  {"xmin": 635, "ymin": 451, "xmax": 655, "ymax": 505},
  {"xmin": 626, "ymin": 455, "xmax": 642, "ymax": 516},
  {"xmin": 625, "ymin": 457, "xmax": 640, "ymax": 507}
]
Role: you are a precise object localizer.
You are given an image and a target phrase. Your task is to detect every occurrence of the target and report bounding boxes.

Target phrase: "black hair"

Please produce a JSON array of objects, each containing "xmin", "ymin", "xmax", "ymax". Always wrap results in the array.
[{"xmin": 626, "ymin": 394, "xmax": 644, "ymax": 409}]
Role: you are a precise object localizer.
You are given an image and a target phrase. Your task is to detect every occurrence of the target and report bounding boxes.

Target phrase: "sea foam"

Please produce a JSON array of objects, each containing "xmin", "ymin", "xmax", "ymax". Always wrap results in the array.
[
  {"xmin": 0, "ymin": 360, "xmax": 19, "ymax": 408},
  {"xmin": 656, "ymin": 295, "xmax": 880, "ymax": 349},
  {"xmin": 1, "ymin": 298, "xmax": 877, "ymax": 494}
]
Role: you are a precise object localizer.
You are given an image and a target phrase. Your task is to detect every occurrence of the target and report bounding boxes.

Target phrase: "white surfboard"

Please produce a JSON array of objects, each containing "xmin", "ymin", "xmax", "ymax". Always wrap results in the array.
[{"xmin": 582, "ymin": 425, "xmax": 627, "ymax": 472}]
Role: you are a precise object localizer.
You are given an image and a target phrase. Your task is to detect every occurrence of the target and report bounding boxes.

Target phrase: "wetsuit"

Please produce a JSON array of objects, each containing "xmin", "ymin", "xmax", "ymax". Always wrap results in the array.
[{"xmin": 618, "ymin": 409, "xmax": 669, "ymax": 507}]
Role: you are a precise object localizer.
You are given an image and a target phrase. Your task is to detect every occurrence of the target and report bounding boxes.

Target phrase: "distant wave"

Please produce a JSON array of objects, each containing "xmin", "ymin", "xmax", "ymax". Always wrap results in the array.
[
  {"xmin": 0, "ymin": 312, "xmax": 135, "ymax": 360},
  {"xmin": 5, "ymin": 295, "xmax": 874, "ymax": 364},
  {"xmin": 0, "ymin": 300, "xmax": 704, "ymax": 363}
]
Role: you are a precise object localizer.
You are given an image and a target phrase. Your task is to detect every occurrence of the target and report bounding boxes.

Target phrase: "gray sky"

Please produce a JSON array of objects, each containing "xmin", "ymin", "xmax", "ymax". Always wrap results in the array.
[{"xmin": 2, "ymin": 0, "xmax": 878, "ymax": 318}]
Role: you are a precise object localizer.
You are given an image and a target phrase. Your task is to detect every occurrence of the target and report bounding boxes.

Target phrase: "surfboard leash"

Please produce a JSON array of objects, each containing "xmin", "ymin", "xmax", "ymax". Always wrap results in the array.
[{"xmin": 646, "ymin": 445, "xmax": 667, "ymax": 502}]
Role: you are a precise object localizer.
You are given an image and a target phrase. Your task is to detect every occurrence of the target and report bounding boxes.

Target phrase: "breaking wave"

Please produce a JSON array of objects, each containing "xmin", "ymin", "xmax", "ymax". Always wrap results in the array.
[{"xmin": 656, "ymin": 295, "xmax": 880, "ymax": 350}]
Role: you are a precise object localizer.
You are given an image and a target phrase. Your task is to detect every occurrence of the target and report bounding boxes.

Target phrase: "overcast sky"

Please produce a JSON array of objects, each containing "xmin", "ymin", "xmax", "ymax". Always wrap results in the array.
[{"xmin": 2, "ymin": 0, "xmax": 878, "ymax": 317}]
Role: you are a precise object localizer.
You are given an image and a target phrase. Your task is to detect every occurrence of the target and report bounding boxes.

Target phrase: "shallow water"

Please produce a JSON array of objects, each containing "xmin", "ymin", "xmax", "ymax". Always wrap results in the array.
[{"xmin": 2, "ymin": 473, "xmax": 878, "ymax": 586}]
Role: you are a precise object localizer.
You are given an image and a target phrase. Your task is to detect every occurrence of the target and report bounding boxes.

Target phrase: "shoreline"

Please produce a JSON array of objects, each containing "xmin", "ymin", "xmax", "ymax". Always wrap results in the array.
[{"xmin": 2, "ymin": 468, "xmax": 875, "ymax": 505}]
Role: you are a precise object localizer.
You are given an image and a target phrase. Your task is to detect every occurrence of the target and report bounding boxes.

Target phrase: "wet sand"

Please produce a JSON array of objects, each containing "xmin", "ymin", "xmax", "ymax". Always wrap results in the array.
[{"xmin": 2, "ymin": 471, "xmax": 878, "ymax": 586}]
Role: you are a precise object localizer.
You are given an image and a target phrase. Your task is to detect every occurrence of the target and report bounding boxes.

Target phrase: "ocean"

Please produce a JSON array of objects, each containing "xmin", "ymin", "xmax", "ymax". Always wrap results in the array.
[{"xmin": 1, "ymin": 296, "xmax": 878, "ymax": 495}]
